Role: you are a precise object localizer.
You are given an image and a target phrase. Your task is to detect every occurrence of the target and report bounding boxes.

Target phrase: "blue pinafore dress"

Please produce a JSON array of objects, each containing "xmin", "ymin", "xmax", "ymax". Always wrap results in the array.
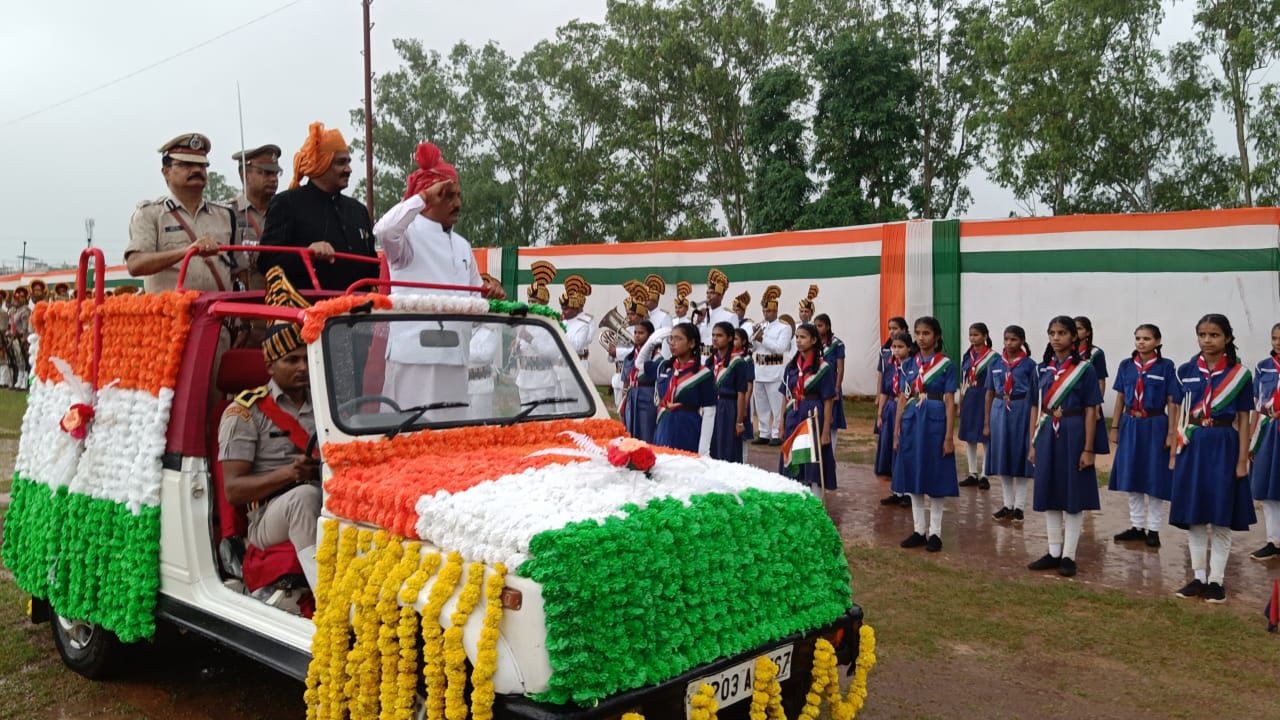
[
  {"xmin": 1032, "ymin": 357, "xmax": 1102, "ymax": 513},
  {"xmin": 777, "ymin": 355, "xmax": 838, "ymax": 488},
  {"xmin": 958, "ymin": 347, "xmax": 994, "ymax": 445},
  {"xmin": 653, "ymin": 359, "xmax": 715, "ymax": 453},
  {"xmin": 708, "ymin": 350, "xmax": 753, "ymax": 462},
  {"xmin": 892, "ymin": 353, "xmax": 960, "ymax": 497},
  {"xmin": 621, "ymin": 349, "xmax": 657, "ymax": 442},
  {"xmin": 1249, "ymin": 355, "xmax": 1280, "ymax": 503},
  {"xmin": 985, "ymin": 352, "xmax": 1036, "ymax": 478},
  {"xmin": 1109, "ymin": 355, "xmax": 1179, "ymax": 499},
  {"xmin": 1169, "ymin": 358, "xmax": 1256, "ymax": 530}
]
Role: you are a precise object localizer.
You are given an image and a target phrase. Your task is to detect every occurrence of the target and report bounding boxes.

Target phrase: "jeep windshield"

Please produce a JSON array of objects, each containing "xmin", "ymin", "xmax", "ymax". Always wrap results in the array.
[{"xmin": 321, "ymin": 313, "xmax": 595, "ymax": 435}]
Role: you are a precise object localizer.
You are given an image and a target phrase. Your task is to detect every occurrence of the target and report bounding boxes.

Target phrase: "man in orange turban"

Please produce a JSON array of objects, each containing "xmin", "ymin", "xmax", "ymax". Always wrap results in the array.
[{"xmin": 257, "ymin": 122, "xmax": 378, "ymax": 290}]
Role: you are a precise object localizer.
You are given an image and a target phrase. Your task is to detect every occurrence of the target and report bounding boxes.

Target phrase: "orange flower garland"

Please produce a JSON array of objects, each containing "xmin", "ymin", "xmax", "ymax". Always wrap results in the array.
[{"xmin": 301, "ymin": 294, "xmax": 394, "ymax": 343}]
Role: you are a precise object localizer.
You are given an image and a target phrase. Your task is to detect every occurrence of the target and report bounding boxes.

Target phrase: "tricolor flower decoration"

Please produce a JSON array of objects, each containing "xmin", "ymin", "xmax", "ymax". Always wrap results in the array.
[
  {"xmin": 50, "ymin": 357, "xmax": 97, "ymax": 441},
  {"xmin": 606, "ymin": 437, "xmax": 657, "ymax": 474}
]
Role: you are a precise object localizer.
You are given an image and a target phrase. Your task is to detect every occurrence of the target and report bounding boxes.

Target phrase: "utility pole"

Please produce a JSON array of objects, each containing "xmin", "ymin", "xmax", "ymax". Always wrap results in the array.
[
  {"xmin": 20, "ymin": 241, "xmax": 27, "ymax": 273},
  {"xmin": 85, "ymin": 218, "xmax": 95, "ymax": 248},
  {"xmin": 361, "ymin": 0, "xmax": 376, "ymax": 219}
]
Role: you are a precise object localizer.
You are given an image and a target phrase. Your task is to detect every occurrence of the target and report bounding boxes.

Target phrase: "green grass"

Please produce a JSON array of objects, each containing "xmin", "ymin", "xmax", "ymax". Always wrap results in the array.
[{"xmin": 0, "ymin": 390, "xmax": 25, "ymax": 433}]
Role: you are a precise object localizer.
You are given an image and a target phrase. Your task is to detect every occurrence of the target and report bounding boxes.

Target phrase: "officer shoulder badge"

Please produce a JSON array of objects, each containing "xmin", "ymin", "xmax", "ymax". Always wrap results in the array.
[{"xmin": 234, "ymin": 385, "xmax": 271, "ymax": 409}]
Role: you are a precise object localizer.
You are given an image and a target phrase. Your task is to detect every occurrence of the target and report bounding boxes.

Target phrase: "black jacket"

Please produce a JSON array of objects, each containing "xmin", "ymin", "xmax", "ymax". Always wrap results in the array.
[{"xmin": 257, "ymin": 182, "xmax": 379, "ymax": 290}]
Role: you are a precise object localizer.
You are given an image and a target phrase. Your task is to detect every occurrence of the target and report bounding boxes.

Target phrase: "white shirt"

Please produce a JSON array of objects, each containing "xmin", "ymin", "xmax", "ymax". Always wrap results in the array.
[
  {"xmin": 468, "ymin": 326, "xmax": 499, "ymax": 394},
  {"xmin": 374, "ymin": 195, "xmax": 481, "ymax": 366},
  {"xmin": 699, "ymin": 305, "xmax": 738, "ymax": 352},
  {"xmin": 564, "ymin": 315, "xmax": 592, "ymax": 357},
  {"xmin": 753, "ymin": 319, "xmax": 794, "ymax": 383},
  {"xmin": 648, "ymin": 307, "xmax": 673, "ymax": 330}
]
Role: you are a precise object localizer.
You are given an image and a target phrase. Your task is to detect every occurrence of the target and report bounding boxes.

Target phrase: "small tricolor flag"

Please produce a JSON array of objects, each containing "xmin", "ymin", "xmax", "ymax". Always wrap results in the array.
[
  {"xmin": 1266, "ymin": 579, "xmax": 1278, "ymax": 633},
  {"xmin": 782, "ymin": 413, "xmax": 818, "ymax": 472}
]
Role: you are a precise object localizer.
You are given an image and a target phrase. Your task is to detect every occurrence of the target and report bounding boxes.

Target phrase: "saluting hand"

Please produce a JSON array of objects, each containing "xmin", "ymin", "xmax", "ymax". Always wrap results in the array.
[
  {"xmin": 418, "ymin": 180, "xmax": 456, "ymax": 209},
  {"xmin": 192, "ymin": 235, "xmax": 221, "ymax": 257},
  {"xmin": 308, "ymin": 241, "xmax": 337, "ymax": 263}
]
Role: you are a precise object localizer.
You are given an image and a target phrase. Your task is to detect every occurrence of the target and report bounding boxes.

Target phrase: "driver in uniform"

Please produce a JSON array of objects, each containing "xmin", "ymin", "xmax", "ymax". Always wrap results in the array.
[{"xmin": 218, "ymin": 267, "xmax": 321, "ymax": 593}]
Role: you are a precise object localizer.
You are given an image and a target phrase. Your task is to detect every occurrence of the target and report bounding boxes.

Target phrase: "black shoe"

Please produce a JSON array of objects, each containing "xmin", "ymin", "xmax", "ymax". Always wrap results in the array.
[
  {"xmin": 1012, "ymin": 509, "xmax": 1025, "ymax": 523},
  {"xmin": 1027, "ymin": 554, "xmax": 1061, "ymax": 571},
  {"xmin": 1145, "ymin": 531, "xmax": 1161, "ymax": 548},
  {"xmin": 925, "ymin": 534, "xmax": 943, "ymax": 552},
  {"xmin": 1250, "ymin": 542, "xmax": 1280, "ymax": 561},
  {"xmin": 900, "ymin": 532, "xmax": 927, "ymax": 549},
  {"xmin": 880, "ymin": 493, "xmax": 901, "ymax": 506},
  {"xmin": 959, "ymin": 474, "xmax": 979, "ymax": 487},
  {"xmin": 1113, "ymin": 527, "xmax": 1146, "ymax": 543},
  {"xmin": 978, "ymin": 476, "xmax": 990, "ymax": 490},
  {"xmin": 1175, "ymin": 579, "xmax": 1204, "ymax": 599},
  {"xmin": 769, "ymin": 438, "xmax": 782, "ymax": 447},
  {"xmin": 1203, "ymin": 582, "xmax": 1227, "ymax": 604},
  {"xmin": 897, "ymin": 495, "xmax": 912, "ymax": 508},
  {"xmin": 752, "ymin": 438, "xmax": 770, "ymax": 446},
  {"xmin": 1058, "ymin": 557, "xmax": 1077, "ymax": 577},
  {"xmin": 993, "ymin": 507, "xmax": 1012, "ymax": 520}
]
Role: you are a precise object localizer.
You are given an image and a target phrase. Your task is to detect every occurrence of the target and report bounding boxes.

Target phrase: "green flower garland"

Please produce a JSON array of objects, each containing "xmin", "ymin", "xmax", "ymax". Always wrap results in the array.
[
  {"xmin": 3, "ymin": 475, "xmax": 161, "ymax": 642},
  {"xmin": 488, "ymin": 299, "xmax": 563, "ymax": 328},
  {"xmin": 518, "ymin": 489, "xmax": 852, "ymax": 705}
]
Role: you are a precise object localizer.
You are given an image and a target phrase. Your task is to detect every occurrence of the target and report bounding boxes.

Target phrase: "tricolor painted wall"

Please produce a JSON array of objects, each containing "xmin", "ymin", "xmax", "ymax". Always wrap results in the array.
[{"xmin": 497, "ymin": 208, "xmax": 1280, "ymax": 403}]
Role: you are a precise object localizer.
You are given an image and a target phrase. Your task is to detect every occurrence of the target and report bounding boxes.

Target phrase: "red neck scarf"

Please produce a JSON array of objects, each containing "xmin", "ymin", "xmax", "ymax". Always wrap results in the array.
[
  {"xmin": 1195, "ymin": 353, "xmax": 1227, "ymax": 418},
  {"xmin": 891, "ymin": 357, "xmax": 902, "ymax": 395},
  {"xmin": 627, "ymin": 346, "xmax": 642, "ymax": 387},
  {"xmin": 713, "ymin": 349, "xmax": 731, "ymax": 376},
  {"xmin": 1002, "ymin": 350, "xmax": 1027, "ymax": 407},
  {"xmin": 795, "ymin": 351, "xmax": 817, "ymax": 398},
  {"xmin": 1270, "ymin": 353, "xmax": 1280, "ymax": 415},
  {"xmin": 966, "ymin": 346, "xmax": 991, "ymax": 386},
  {"xmin": 661, "ymin": 358, "xmax": 697, "ymax": 409},
  {"xmin": 1132, "ymin": 353, "xmax": 1158, "ymax": 413},
  {"xmin": 914, "ymin": 353, "xmax": 944, "ymax": 396}
]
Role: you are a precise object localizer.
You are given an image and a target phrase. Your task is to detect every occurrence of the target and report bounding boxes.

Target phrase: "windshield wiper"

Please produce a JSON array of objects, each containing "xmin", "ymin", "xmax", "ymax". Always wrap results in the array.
[
  {"xmin": 385, "ymin": 401, "xmax": 470, "ymax": 438},
  {"xmin": 503, "ymin": 397, "xmax": 577, "ymax": 425}
]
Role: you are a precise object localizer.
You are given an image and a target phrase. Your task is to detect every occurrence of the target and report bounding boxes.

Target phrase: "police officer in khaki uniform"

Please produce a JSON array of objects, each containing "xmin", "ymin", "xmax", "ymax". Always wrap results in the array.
[
  {"xmin": 126, "ymin": 133, "xmax": 238, "ymax": 293},
  {"xmin": 217, "ymin": 267, "xmax": 321, "ymax": 591},
  {"xmin": 230, "ymin": 144, "xmax": 282, "ymax": 290}
]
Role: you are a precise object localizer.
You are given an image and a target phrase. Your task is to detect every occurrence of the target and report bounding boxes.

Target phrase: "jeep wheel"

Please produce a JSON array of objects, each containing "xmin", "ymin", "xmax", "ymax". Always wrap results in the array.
[{"xmin": 51, "ymin": 614, "xmax": 120, "ymax": 679}]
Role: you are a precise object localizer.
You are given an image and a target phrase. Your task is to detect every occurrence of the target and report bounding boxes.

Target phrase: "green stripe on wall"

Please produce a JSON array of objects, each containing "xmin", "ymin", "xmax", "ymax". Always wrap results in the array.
[
  {"xmin": 516, "ymin": 255, "xmax": 880, "ymax": 286},
  {"xmin": 962, "ymin": 248, "xmax": 1280, "ymax": 274},
  {"xmin": 932, "ymin": 220, "xmax": 961, "ymax": 359}
]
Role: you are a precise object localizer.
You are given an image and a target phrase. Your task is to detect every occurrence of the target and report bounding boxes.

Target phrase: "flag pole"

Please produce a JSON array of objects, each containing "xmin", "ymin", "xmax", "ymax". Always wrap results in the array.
[{"xmin": 813, "ymin": 408, "xmax": 826, "ymax": 505}]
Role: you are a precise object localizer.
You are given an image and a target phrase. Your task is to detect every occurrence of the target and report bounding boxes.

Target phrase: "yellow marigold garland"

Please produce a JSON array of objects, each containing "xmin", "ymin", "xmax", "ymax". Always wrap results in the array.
[
  {"xmin": 469, "ymin": 562, "xmax": 508, "ymax": 720},
  {"xmin": 349, "ymin": 531, "xmax": 400, "ymax": 720},
  {"xmin": 393, "ymin": 551, "xmax": 441, "ymax": 720},
  {"xmin": 422, "ymin": 552, "xmax": 464, "ymax": 720},
  {"xmin": 689, "ymin": 683, "xmax": 719, "ymax": 720},
  {"xmin": 329, "ymin": 528, "xmax": 374, "ymax": 720},
  {"xmin": 304, "ymin": 519, "xmax": 341, "ymax": 719},
  {"xmin": 445, "ymin": 562, "xmax": 486, "ymax": 720},
  {"xmin": 377, "ymin": 542, "xmax": 422, "ymax": 717}
]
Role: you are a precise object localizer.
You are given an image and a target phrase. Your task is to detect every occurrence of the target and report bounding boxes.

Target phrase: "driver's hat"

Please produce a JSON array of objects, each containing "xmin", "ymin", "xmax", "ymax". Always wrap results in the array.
[{"xmin": 262, "ymin": 267, "xmax": 312, "ymax": 362}]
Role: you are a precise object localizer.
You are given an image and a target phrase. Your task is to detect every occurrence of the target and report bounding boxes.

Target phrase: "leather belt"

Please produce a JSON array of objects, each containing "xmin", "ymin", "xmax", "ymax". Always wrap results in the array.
[
  {"xmin": 1190, "ymin": 417, "xmax": 1233, "ymax": 427},
  {"xmin": 1002, "ymin": 393, "xmax": 1027, "ymax": 401},
  {"xmin": 1047, "ymin": 408, "xmax": 1084, "ymax": 418},
  {"xmin": 913, "ymin": 392, "xmax": 944, "ymax": 401},
  {"xmin": 755, "ymin": 353, "xmax": 784, "ymax": 365},
  {"xmin": 518, "ymin": 358, "xmax": 554, "ymax": 370},
  {"xmin": 469, "ymin": 366, "xmax": 493, "ymax": 381},
  {"xmin": 577, "ymin": 349, "xmax": 589, "ymax": 360},
  {"xmin": 1127, "ymin": 407, "xmax": 1166, "ymax": 418}
]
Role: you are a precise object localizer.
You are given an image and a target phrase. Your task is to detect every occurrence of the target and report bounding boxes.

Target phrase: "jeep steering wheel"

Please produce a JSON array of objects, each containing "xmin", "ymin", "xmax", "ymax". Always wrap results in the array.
[{"xmin": 337, "ymin": 395, "xmax": 403, "ymax": 414}]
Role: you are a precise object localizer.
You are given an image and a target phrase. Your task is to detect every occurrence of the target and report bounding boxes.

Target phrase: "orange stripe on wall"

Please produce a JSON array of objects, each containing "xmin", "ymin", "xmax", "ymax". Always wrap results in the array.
[
  {"xmin": 879, "ymin": 223, "xmax": 906, "ymax": 343},
  {"xmin": 472, "ymin": 248, "xmax": 488, "ymax": 275},
  {"xmin": 961, "ymin": 207, "xmax": 1280, "ymax": 238},
  {"xmin": 522, "ymin": 225, "xmax": 883, "ymax": 258}
]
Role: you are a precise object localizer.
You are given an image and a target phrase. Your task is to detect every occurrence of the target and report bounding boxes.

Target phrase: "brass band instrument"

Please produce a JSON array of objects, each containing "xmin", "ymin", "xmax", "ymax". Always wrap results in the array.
[
  {"xmin": 598, "ymin": 307, "xmax": 636, "ymax": 347},
  {"xmin": 752, "ymin": 321, "xmax": 767, "ymax": 343},
  {"xmin": 599, "ymin": 327, "xmax": 618, "ymax": 351}
]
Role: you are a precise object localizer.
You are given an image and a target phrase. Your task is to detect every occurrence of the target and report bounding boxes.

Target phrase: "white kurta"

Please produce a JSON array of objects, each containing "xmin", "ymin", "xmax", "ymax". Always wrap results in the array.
[{"xmin": 374, "ymin": 195, "xmax": 482, "ymax": 420}]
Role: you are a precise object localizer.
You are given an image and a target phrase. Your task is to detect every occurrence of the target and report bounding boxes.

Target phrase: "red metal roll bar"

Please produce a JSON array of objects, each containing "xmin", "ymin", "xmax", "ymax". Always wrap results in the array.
[
  {"xmin": 344, "ymin": 278, "xmax": 487, "ymax": 295},
  {"xmin": 76, "ymin": 247, "xmax": 107, "ymax": 389},
  {"xmin": 174, "ymin": 245, "xmax": 384, "ymax": 292}
]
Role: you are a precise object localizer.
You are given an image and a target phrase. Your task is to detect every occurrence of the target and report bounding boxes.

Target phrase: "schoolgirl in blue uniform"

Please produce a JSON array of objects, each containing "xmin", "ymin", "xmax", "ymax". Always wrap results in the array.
[
  {"xmin": 1170, "ymin": 314, "xmax": 1255, "ymax": 604},
  {"xmin": 620, "ymin": 320, "xmax": 657, "ymax": 442},
  {"xmin": 878, "ymin": 331, "xmax": 915, "ymax": 507},
  {"xmin": 1027, "ymin": 316, "xmax": 1101, "ymax": 578},
  {"xmin": 733, "ymin": 327, "xmax": 757, "ymax": 460},
  {"xmin": 959, "ymin": 323, "xmax": 994, "ymax": 490},
  {"xmin": 777, "ymin": 323, "xmax": 838, "ymax": 488},
  {"xmin": 653, "ymin": 323, "xmax": 716, "ymax": 453},
  {"xmin": 1075, "ymin": 316, "xmax": 1111, "ymax": 456},
  {"xmin": 1108, "ymin": 324, "xmax": 1179, "ymax": 548},
  {"xmin": 1248, "ymin": 323, "xmax": 1280, "ymax": 562},
  {"xmin": 984, "ymin": 325, "xmax": 1035, "ymax": 523},
  {"xmin": 894, "ymin": 316, "xmax": 959, "ymax": 553},
  {"xmin": 815, "ymin": 313, "xmax": 847, "ymax": 454},
  {"xmin": 707, "ymin": 321, "xmax": 752, "ymax": 462}
]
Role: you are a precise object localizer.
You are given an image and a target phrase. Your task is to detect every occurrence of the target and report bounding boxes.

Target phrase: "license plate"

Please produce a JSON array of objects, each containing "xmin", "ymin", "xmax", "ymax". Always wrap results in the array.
[{"xmin": 684, "ymin": 644, "xmax": 794, "ymax": 716}]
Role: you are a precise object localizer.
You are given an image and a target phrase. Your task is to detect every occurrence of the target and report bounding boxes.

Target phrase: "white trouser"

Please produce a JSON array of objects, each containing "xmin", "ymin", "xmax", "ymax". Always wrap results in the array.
[
  {"xmin": 698, "ymin": 406, "xmax": 716, "ymax": 456},
  {"xmin": 909, "ymin": 494, "xmax": 946, "ymax": 537},
  {"xmin": 752, "ymin": 380, "xmax": 783, "ymax": 440},
  {"xmin": 1045, "ymin": 511, "xmax": 1084, "ymax": 559},
  {"xmin": 998, "ymin": 476, "xmax": 1030, "ymax": 510},
  {"xmin": 1263, "ymin": 499, "xmax": 1280, "ymax": 544},
  {"xmin": 1127, "ymin": 493, "xmax": 1165, "ymax": 532},
  {"xmin": 1187, "ymin": 524, "xmax": 1233, "ymax": 585},
  {"xmin": 965, "ymin": 443, "xmax": 984, "ymax": 476}
]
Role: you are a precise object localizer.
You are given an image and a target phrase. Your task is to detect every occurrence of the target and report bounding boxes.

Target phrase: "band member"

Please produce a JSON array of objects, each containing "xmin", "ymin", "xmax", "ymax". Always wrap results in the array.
[
  {"xmin": 730, "ymin": 291, "xmax": 754, "ymax": 338},
  {"xmin": 644, "ymin": 274, "xmax": 672, "ymax": 331},
  {"xmin": 753, "ymin": 286, "xmax": 792, "ymax": 446},
  {"xmin": 558, "ymin": 275, "xmax": 593, "ymax": 408},
  {"xmin": 515, "ymin": 261, "xmax": 560, "ymax": 412},
  {"xmin": 672, "ymin": 281, "xmax": 695, "ymax": 325},
  {"xmin": 9, "ymin": 286, "xmax": 31, "ymax": 389}
]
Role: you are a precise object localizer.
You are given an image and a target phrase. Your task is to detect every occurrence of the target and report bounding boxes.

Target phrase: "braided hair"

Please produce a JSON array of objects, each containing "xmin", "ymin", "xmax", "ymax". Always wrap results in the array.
[
  {"xmin": 1073, "ymin": 315, "xmax": 1094, "ymax": 355},
  {"xmin": 1196, "ymin": 314, "xmax": 1239, "ymax": 367},
  {"xmin": 1043, "ymin": 316, "xmax": 1083, "ymax": 365},
  {"xmin": 1004, "ymin": 325, "xmax": 1031, "ymax": 357},
  {"xmin": 1131, "ymin": 323, "xmax": 1163, "ymax": 360},
  {"xmin": 969, "ymin": 322, "xmax": 992, "ymax": 348}
]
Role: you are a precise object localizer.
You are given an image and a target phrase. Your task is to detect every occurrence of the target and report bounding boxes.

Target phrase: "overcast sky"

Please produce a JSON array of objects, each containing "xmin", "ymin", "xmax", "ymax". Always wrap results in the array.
[{"xmin": 0, "ymin": 0, "xmax": 1254, "ymax": 269}]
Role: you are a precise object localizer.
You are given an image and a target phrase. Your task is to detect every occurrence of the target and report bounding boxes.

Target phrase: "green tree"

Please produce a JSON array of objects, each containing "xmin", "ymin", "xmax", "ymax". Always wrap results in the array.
[
  {"xmin": 744, "ymin": 66, "xmax": 812, "ymax": 232},
  {"xmin": 803, "ymin": 34, "xmax": 921, "ymax": 228},
  {"xmin": 1251, "ymin": 83, "xmax": 1280, "ymax": 205},
  {"xmin": 1195, "ymin": 0, "xmax": 1280, "ymax": 206},
  {"xmin": 205, "ymin": 171, "xmax": 239, "ymax": 205}
]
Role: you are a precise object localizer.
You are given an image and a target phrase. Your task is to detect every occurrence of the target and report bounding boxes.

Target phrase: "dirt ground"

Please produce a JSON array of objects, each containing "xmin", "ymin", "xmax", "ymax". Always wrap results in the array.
[{"xmin": 1, "ymin": 396, "xmax": 1278, "ymax": 719}]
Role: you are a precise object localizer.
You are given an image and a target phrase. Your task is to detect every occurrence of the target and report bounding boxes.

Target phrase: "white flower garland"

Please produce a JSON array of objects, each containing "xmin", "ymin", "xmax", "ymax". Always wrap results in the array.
[
  {"xmin": 386, "ymin": 294, "xmax": 491, "ymax": 315},
  {"xmin": 414, "ymin": 455, "xmax": 808, "ymax": 568}
]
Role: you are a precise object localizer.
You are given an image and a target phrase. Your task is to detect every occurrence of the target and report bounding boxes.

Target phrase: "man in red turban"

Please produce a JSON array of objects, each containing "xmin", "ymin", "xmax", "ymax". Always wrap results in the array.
[{"xmin": 257, "ymin": 122, "xmax": 378, "ymax": 290}]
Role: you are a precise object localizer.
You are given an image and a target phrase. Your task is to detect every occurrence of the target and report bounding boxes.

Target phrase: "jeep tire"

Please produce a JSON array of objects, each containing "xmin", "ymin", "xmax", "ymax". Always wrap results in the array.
[{"xmin": 51, "ymin": 614, "xmax": 120, "ymax": 679}]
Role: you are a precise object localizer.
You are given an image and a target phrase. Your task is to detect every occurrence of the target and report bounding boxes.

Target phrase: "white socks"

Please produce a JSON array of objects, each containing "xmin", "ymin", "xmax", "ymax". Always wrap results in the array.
[
  {"xmin": 297, "ymin": 544, "xmax": 319, "ymax": 591},
  {"xmin": 965, "ymin": 444, "xmax": 983, "ymax": 476},
  {"xmin": 1044, "ymin": 511, "xmax": 1082, "ymax": 558},
  {"xmin": 1264, "ymin": 500, "xmax": 1280, "ymax": 544},
  {"xmin": 1188, "ymin": 524, "xmax": 1234, "ymax": 585},
  {"xmin": 999, "ymin": 476, "xmax": 1030, "ymax": 510},
  {"xmin": 910, "ymin": 494, "xmax": 945, "ymax": 537},
  {"xmin": 1127, "ymin": 493, "xmax": 1166, "ymax": 532}
]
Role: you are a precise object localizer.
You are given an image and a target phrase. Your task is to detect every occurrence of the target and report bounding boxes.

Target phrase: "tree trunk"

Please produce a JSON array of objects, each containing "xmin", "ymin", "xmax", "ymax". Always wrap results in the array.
[{"xmin": 1234, "ymin": 95, "xmax": 1253, "ymax": 206}]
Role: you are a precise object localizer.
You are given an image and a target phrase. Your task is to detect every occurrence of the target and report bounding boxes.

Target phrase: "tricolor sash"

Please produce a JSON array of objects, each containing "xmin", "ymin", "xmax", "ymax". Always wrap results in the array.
[
  {"xmin": 1033, "ymin": 359, "xmax": 1092, "ymax": 443},
  {"xmin": 656, "ymin": 361, "xmax": 711, "ymax": 424},
  {"xmin": 1002, "ymin": 352, "xmax": 1028, "ymax": 409},
  {"xmin": 714, "ymin": 352, "xmax": 745, "ymax": 388},
  {"xmin": 1252, "ymin": 357, "xmax": 1280, "ymax": 454},
  {"xmin": 786, "ymin": 357, "xmax": 831, "ymax": 411},
  {"xmin": 966, "ymin": 347, "xmax": 995, "ymax": 387},
  {"xmin": 1175, "ymin": 361, "xmax": 1249, "ymax": 454},
  {"xmin": 905, "ymin": 354, "xmax": 952, "ymax": 409}
]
